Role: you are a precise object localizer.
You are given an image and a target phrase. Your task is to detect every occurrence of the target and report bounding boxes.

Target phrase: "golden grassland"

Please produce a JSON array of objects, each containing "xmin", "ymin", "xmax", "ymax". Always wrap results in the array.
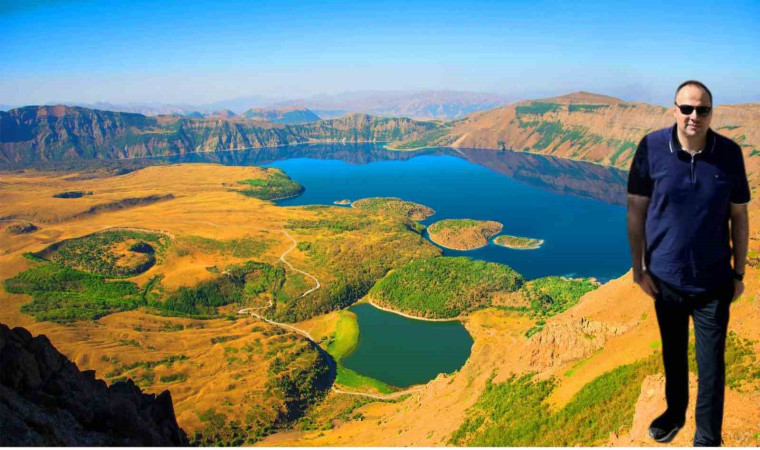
[
  {"xmin": 351, "ymin": 197, "xmax": 435, "ymax": 221},
  {"xmin": 427, "ymin": 218, "xmax": 503, "ymax": 251},
  {"xmin": 0, "ymin": 165, "xmax": 332, "ymax": 441},
  {"xmin": 1, "ymin": 162, "xmax": 759, "ymax": 446},
  {"xmin": 0, "ymin": 163, "xmax": 437, "ymax": 441}
]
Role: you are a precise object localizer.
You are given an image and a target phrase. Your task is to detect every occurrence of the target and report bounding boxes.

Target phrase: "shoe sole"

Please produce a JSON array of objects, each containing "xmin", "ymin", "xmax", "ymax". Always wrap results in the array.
[{"xmin": 649, "ymin": 425, "xmax": 682, "ymax": 443}]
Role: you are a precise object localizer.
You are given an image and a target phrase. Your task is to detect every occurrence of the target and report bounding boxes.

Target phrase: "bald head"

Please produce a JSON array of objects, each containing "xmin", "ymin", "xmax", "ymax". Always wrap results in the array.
[{"xmin": 674, "ymin": 80, "xmax": 713, "ymax": 106}]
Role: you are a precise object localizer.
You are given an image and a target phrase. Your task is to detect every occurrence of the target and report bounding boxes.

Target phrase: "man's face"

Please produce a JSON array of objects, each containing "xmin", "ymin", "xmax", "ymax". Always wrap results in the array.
[{"xmin": 674, "ymin": 84, "xmax": 712, "ymax": 140}]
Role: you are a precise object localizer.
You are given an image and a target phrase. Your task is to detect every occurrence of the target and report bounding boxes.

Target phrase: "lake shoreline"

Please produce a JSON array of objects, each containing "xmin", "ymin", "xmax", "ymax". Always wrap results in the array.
[{"xmin": 361, "ymin": 297, "xmax": 465, "ymax": 323}]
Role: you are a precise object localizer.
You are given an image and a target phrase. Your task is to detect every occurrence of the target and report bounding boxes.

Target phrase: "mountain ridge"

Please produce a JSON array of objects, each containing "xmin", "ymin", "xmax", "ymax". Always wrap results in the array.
[{"xmin": 0, "ymin": 106, "xmax": 436, "ymax": 165}]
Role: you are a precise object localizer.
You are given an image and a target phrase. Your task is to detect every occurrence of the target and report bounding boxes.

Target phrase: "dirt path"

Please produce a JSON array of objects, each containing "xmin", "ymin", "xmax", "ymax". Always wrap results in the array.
[{"xmin": 153, "ymin": 219, "xmax": 419, "ymax": 400}]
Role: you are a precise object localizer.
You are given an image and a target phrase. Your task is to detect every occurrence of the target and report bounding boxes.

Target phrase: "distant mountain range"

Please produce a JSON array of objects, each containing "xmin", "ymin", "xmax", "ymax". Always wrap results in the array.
[
  {"xmin": 269, "ymin": 90, "xmax": 514, "ymax": 120},
  {"xmin": 2, "ymin": 91, "xmax": 757, "ymax": 182},
  {"xmin": 242, "ymin": 106, "xmax": 321, "ymax": 124},
  {"xmin": 3, "ymin": 90, "xmax": 514, "ymax": 121}
]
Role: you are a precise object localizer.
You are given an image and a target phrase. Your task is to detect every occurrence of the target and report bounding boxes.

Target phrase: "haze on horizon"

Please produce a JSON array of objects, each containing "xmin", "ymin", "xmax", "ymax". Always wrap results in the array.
[{"xmin": 1, "ymin": 0, "xmax": 758, "ymax": 108}]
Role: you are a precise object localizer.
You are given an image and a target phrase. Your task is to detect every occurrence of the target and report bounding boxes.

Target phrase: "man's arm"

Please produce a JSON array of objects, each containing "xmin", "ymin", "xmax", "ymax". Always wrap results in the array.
[
  {"xmin": 627, "ymin": 194, "xmax": 658, "ymax": 297},
  {"xmin": 730, "ymin": 202, "xmax": 749, "ymax": 300}
]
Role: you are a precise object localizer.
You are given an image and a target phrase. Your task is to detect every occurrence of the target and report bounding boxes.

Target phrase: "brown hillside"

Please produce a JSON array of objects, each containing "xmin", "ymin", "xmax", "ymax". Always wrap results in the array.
[
  {"xmin": 388, "ymin": 92, "xmax": 759, "ymax": 193},
  {"xmin": 449, "ymin": 98, "xmax": 758, "ymax": 172}
]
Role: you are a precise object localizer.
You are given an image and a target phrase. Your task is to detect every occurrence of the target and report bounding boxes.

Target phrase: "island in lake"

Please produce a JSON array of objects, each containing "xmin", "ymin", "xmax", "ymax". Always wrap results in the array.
[
  {"xmin": 352, "ymin": 196, "xmax": 435, "ymax": 220},
  {"xmin": 494, "ymin": 234, "xmax": 545, "ymax": 250},
  {"xmin": 427, "ymin": 218, "xmax": 503, "ymax": 250},
  {"xmin": 333, "ymin": 199, "xmax": 351, "ymax": 205}
]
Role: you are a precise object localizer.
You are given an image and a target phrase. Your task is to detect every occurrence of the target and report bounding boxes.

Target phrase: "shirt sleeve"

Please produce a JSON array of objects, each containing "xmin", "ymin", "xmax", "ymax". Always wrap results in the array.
[
  {"xmin": 731, "ymin": 145, "xmax": 751, "ymax": 205},
  {"xmin": 627, "ymin": 137, "xmax": 653, "ymax": 197}
]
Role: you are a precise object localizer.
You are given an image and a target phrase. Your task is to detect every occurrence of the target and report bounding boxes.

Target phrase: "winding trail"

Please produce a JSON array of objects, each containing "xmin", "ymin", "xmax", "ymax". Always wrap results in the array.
[{"xmin": 153, "ymin": 219, "xmax": 420, "ymax": 400}]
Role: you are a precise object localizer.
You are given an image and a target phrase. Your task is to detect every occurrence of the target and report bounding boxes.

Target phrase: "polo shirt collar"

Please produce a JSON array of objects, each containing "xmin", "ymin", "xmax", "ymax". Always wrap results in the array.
[{"xmin": 669, "ymin": 124, "xmax": 716, "ymax": 154}]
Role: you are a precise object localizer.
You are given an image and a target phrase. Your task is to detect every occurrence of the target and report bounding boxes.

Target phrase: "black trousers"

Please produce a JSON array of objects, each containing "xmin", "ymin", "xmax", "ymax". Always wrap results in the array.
[{"xmin": 650, "ymin": 274, "xmax": 734, "ymax": 447}]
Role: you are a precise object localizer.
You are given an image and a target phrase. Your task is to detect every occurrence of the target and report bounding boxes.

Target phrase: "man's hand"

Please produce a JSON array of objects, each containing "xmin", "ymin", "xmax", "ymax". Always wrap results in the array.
[
  {"xmin": 634, "ymin": 271, "xmax": 659, "ymax": 299},
  {"xmin": 732, "ymin": 279, "xmax": 744, "ymax": 302}
]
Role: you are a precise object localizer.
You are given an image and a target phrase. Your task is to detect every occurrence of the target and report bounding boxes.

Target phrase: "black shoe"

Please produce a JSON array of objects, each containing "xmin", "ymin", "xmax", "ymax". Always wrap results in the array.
[{"xmin": 649, "ymin": 413, "xmax": 684, "ymax": 443}]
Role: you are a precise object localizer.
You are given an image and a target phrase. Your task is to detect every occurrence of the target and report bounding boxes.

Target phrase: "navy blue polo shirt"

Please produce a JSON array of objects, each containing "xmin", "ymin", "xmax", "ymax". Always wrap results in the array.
[{"xmin": 627, "ymin": 124, "xmax": 751, "ymax": 294}]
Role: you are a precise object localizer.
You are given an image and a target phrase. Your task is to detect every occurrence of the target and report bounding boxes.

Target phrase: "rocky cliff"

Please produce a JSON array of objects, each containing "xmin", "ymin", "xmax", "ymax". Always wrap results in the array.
[
  {"xmin": 0, "ymin": 106, "xmax": 437, "ymax": 165},
  {"xmin": 0, "ymin": 323, "xmax": 188, "ymax": 446}
]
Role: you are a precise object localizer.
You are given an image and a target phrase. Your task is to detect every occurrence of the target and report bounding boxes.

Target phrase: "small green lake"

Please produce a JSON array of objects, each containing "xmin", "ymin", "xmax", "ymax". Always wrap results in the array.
[{"xmin": 340, "ymin": 303, "xmax": 474, "ymax": 388}]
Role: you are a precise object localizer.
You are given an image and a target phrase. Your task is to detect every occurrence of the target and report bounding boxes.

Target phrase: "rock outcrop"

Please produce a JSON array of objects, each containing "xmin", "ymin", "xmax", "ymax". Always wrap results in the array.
[
  {"xmin": 521, "ymin": 316, "xmax": 629, "ymax": 370},
  {"xmin": 0, "ymin": 323, "xmax": 188, "ymax": 446}
]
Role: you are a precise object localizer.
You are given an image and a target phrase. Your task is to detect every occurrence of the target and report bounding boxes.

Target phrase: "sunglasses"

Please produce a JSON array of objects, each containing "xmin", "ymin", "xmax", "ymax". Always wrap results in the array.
[{"xmin": 674, "ymin": 103, "xmax": 712, "ymax": 117}]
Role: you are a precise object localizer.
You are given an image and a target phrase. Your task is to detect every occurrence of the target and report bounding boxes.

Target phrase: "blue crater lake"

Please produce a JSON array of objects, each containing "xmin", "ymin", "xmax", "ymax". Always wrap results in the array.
[
  {"xmin": 340, "ymin": 303, "xmax": 474, "ymax": 388},
  {"xmin": 263, "ymin": 145, "xmax": 630, "ymax": 283},
  {"xmin": 98, "ymin": 143, "xmax": 631, "ymax": 388}
]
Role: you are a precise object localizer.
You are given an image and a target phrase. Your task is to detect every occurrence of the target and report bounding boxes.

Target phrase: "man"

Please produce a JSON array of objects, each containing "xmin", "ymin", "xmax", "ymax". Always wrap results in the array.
[{"xmin": 626, "ymin": 80, "xmax": 750, "ymax": 447}]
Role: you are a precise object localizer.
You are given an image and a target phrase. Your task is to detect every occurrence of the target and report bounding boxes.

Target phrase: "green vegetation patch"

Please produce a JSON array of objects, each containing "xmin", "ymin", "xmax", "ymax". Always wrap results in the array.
[
  {"xmin": 335, "ymin": 364, "xmax": 395, "ymax": 394},
  {"xmin": 523, "ymin": 276, "xmax": 598, "ymax": 317},
  {"xmin": 493, "ymin": 235, "xmax": 544, "ymax": 249},
  {"xmin": 36, "ymin": 229, "xmax": 168, "ymax": 277},
  {"xmin": 712, "ymin": 332, "xmax": 759, "ymax": 392},
  {"xmin": 449, "ymin": 353, "xmax": 661, "ymax": 446},
  {"xmin": 275, "ymin": 208, "xmax": 440, "ymax": 322},
  {"xmin": 325, "ymin": 310, "xmax": 360, "ymax": 362},
  {"xmin": 370, "ymin": 256, "xmax": 523, "ymax": 319},
  {"xmin": 533, "ymin": 122, "xmax": 570, "ymax": 150},
  {"xmin": 159, "ymin": 260, "xmax": 285, "ymax": 317},
  {"xmin": 609, "ymin": 140, "xmax": 637, "ymax": 166},
  {"xmin": 6, "ymin": 261, "xmax": 142, "ymax": 323},
  {"xmin": 52, "ymin": 190, "xmax": 93, "ymax": 198},
  {"xmin": 515, "ymin": 102, "xmax": 561, "ymax": 116},
  {"xmin": 6, "ymin": 252, "xmax": 293, "ymax": 322},
  {"xmin": 564, "ymin": 349, "xmax": 602, "ymax": 377},
  {"xmin": 104, "ymin": 354, "xmax": 188, "ymax": 379},
  {"xmin": 568, "ymin": 104, "xmax": 610, "ymax": 113},
  {"xmin": 287, "ymin": 215, "xmax": 375, "ymax": 234},
  {"xmin": 295, "ymin": 392, "xmax": 377, "ymax": 432},
  {"xmin": 191, "ymin": 408, "xmax": 249, "ymax": 446},
  {"xmin": 352, "ymin": 197, "xmax": 435, "ymax": 220},
  {"xmin": 427, "ymin": 218, "xmax": 481, "ymax": 233},
  {"xmin": 160, "ymin": 371, "xmax": 188, "ymax": 384},
  {"xmin": 236, "ymin": 168, "xmax": 304, "ymax": 200},
  {"xmin": 521, "ymin": 276, "xmax": 599, "ymax": 337},
  {"xmin": 265, "ymin": 336, "xmax": 332, "ymax": 426},
  {"xmin": 317, "ymin": 309, "xmax": 395, "ymax": 394}
]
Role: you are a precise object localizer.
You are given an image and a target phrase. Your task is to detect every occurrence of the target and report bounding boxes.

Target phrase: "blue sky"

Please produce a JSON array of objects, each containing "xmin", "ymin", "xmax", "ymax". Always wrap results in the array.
[{"xmin": 1, "ymin": 0, "xmax": 758, "ymax": 106}]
